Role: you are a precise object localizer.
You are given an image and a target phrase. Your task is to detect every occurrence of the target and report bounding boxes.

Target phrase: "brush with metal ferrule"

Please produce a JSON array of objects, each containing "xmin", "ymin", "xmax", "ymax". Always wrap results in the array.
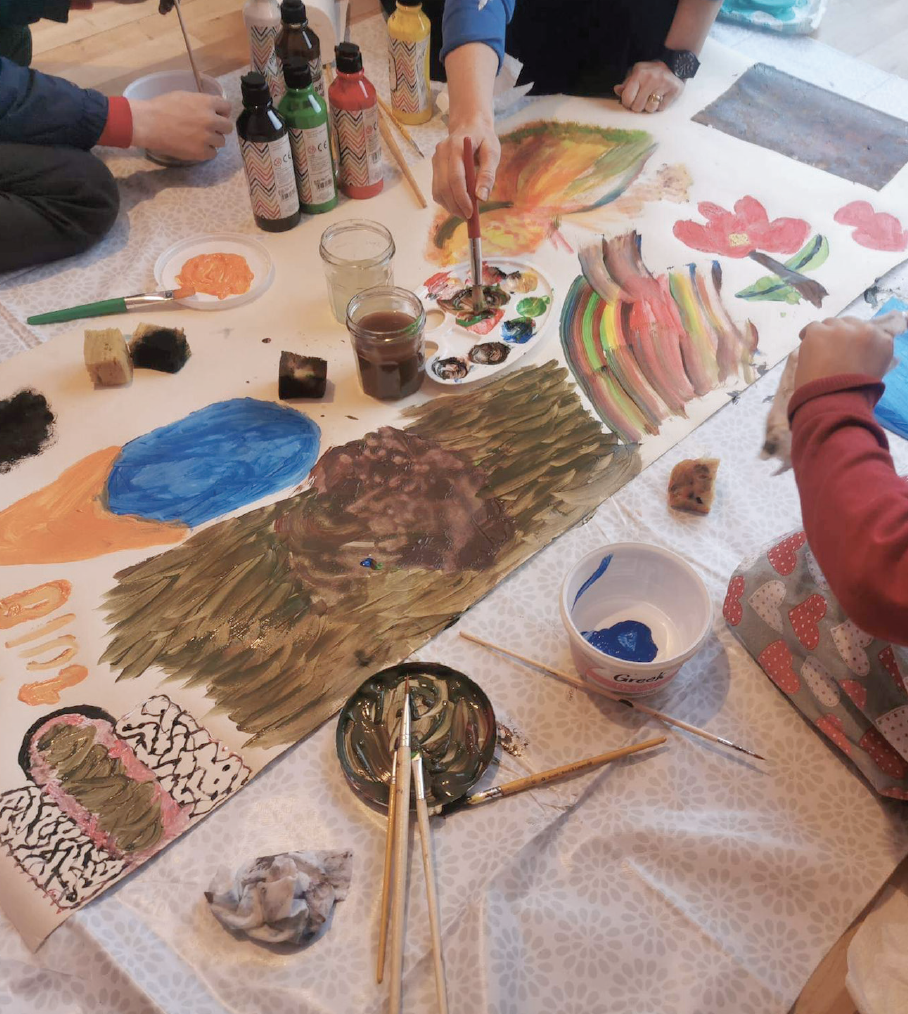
[
  {"xmin": 462, "ymin": 137, "xmax": 485, "ymax": 313},
  {"xmin": 27, "ymin": 288, "xmax": 196, "ymax": 326}
]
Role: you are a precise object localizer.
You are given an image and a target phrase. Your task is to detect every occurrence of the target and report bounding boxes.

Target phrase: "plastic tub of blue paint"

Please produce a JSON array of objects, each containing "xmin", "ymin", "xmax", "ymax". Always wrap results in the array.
[{"xmin": 560, "ymin": 543, "xmax": 712, "ymax": 697}]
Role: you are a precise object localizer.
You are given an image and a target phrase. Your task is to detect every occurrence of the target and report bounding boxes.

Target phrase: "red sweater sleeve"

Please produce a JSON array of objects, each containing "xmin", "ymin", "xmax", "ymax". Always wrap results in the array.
[
  {"xmin": 97, "ymin": 95, "xmax": 133, "ymax": 147},
  {"xmin": 790, "ymin": 374, "xmax": 908, "ymax": 645}
]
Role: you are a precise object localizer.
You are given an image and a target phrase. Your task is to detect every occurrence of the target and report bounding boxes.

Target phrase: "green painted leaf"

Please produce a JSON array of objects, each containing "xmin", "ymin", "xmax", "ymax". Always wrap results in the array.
[{"xmin": 737, "ymin": 234, "xmax": 829, "ymax": 304}]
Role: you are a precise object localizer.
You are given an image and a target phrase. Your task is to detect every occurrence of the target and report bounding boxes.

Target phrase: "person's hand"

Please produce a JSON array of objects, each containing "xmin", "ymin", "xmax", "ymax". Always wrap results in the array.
[
  {"xmin": 129, "ymin": 92, "xmax": 233, "ymax": 161},
  {"xmin": 614, "ymin": 60, "xmax": 684, "ymax": 113},
  {"xmin": 795, "ymin": 312, "xmax": 906, "ymax": 390},
  {"xmin": 432, "ymin": 119, "xmax": 500, "ymax": 220}
]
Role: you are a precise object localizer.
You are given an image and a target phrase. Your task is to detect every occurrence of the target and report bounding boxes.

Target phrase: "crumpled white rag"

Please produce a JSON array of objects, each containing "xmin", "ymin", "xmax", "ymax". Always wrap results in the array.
[{"xmin": 205, "ymin": 850, "xmax": 353, "ymax": 945}]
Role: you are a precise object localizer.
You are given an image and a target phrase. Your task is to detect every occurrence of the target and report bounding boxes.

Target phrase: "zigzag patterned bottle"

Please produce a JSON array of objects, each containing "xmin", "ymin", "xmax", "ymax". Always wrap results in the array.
[
  {"xmin": 243, "ymin": 0, "xmax": 283, "ymax": 103},
  {"xmin": 329, "ymin": 43, "xmax": 383, "ymax": 200},
  {"xmin": 237, "ymin": 72, "xmax": 300, "ymax": 232},
  {"xmin": 275, "ymin": 0, "xmax": 325, "ymax": 108},
  {"xmin": 387, "ymin": 0, "xmax": 431, "ymax": 125}
]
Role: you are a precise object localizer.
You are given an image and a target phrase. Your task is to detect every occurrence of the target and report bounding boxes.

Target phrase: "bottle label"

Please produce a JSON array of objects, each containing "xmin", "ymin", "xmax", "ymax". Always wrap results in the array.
[
  {"xmin": 389, "ymin": 37, "xmax": 429, "ymax": 115},
  {"xmin": 332, "ymin": 104, "xmax": 382, "ymax": 189},
  {"xmin": 249, "ymin": 25, "xmax": 284, "ymax": 103},
  {"xmin": 240, "ymin": 136, "xmax": 299, "ymax": 220},
  {"xmin": 289, "ymin": 123, "xmax": 335, "ymax": 207},
  {"xmin": 309, "ymin": 55, "xmax": 326, "ymax": 102}
]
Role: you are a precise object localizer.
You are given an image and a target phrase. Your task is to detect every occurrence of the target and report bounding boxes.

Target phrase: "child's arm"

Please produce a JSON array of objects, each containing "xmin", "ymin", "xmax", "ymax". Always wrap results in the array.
[{"xmin": 790, "ymin": 314, "xmax": 908, "ymax": 644}]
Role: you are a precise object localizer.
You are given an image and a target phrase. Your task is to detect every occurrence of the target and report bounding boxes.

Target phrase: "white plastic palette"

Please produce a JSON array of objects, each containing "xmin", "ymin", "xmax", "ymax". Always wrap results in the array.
[
  {"xmin": 154, "ymin": 233, "xmax": 275, "ymax": 311},
  {"xmin": 418, "ymin": 259, "xmax": 554, "ymax": 386}
]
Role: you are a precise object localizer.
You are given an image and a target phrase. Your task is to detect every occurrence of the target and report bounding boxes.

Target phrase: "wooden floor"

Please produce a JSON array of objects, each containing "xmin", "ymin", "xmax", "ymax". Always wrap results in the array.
[{"xmin": 27, "ymin": 3, "xmax": 908, "ymax": 1014}]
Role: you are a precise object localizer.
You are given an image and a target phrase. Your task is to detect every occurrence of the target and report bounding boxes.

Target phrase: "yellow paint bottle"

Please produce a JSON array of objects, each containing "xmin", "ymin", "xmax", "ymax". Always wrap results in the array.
[{"xmin": 387, "ymin": 0, "xmax": 432, "ymax": 125}]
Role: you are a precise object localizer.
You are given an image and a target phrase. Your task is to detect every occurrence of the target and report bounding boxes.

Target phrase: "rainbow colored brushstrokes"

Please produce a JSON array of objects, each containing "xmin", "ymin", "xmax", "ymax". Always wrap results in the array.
[{"xmin": 561, "ymin": 232, "xmax": 758, "ymax": 443}]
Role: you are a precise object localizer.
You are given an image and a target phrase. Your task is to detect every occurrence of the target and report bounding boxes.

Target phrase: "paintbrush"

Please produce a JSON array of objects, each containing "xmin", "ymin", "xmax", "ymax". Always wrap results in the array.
[
  {"xmin": 460, "ymin": 631, "xmax": 766, "ymax": 762},
  {"xmin": 411, "ymin": 751, "xmax": 448, "ymax": 1014},
  {"xmin": 376, "ymin": 745, "xmax": 399, "ymax": 983},
  {"xmin": 377, "ymin": 106, "xmax": 428, "ymax": 209},
  {"xmin": 434, "ymin": 736, "xmax": 667, "ymax": 816},
  {"xmin": 27, "ymin": 287, "xmax": 196, "ymax": 326},
  {"xmin": 171, "ymin": 0, "xmax": 205, "ymax": 92},
  {"xmin": 462, "ymin": 137, "xmax": 485, "ymax": 313},
  {"xmin": 376, "ymin": 93, "xmax": 424, "ymax": 157},
  {"xmin": 388, "ymin": 678, "xmax": 412, "ymax": 1014}
]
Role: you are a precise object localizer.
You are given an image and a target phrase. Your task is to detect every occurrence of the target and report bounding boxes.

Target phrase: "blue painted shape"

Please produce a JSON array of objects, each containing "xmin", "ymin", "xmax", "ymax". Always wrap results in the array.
[
  {"xmin": 501, "ymin": 317, "xmax": 536, "ymax": 344},
  {"xmin": 106, "ymin": 398, "xmax": 320, "ymax": 526},
  {"xmin": 572, "ymin": 553, "xmax": 613, "ymax": 609},
  {"xmin": 874, "ymin": 297, "xmax": 908, "ymax": 442},
  {"xmin": 583, "ymin": 620, "xmax": 658, "ymax": 663}
]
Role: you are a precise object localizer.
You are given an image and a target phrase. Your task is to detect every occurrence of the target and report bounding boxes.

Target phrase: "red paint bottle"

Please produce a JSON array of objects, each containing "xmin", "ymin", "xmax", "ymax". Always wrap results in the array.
[{"xmin": 329, "ymin": 42, "xmax": 383, "ymax": 200}]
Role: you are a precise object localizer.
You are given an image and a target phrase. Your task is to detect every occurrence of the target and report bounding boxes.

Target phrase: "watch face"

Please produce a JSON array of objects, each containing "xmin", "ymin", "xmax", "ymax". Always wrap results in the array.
[{"xmin": 668, "ymin": 50, "xmax": 699, "ymax": 80}]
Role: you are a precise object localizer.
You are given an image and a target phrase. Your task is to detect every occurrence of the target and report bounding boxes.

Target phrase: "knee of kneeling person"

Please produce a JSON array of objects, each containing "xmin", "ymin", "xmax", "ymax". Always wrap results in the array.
[{"xmin": 64, "ymin": 153, "xmax": 120, "ymax": 253}]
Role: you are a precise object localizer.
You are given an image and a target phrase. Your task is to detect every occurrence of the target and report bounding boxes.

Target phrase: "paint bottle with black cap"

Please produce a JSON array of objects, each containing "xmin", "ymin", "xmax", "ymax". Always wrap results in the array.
[
  {"xmin": 275, "ymin": 0, "xmax": 325, "ymax": 105},
  {"xmin": 329, "ymin": 42, "xmax": 383, "ymax": 200},
  {"xmin": 279, "ymin": 58, "xmax": 337, "ymax": 215},
  {"xmin": 237, "ymin": 71, "xmax": 301, "ymax": 233}
]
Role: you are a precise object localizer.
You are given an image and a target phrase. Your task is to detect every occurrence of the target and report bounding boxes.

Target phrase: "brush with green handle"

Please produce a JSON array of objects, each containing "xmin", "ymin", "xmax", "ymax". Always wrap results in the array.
[{"xmin": 27, "ymin": 287, "xmax": 196, "ymax": 326}]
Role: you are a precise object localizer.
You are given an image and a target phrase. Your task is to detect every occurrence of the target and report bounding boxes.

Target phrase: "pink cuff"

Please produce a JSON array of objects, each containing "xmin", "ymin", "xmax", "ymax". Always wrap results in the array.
[{"xmin": 98, "ymin": 96, "xmax": 134, "ymax": 148}]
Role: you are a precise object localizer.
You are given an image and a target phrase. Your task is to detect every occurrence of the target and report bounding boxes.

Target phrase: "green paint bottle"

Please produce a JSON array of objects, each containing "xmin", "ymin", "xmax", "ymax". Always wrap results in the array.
[{"xmin": 278, "ymin": 57, "xmax": 337, "ymax": 215}]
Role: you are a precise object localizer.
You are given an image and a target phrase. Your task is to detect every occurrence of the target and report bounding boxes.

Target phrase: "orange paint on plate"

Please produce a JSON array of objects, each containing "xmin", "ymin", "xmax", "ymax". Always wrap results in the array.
[
  {"xmin": 177, "ymin": 252, "xmax": 254, "ymax": 299},
  {"xmin": 0, "ymin": 446, "xmax": 187, "ymax": 566}
]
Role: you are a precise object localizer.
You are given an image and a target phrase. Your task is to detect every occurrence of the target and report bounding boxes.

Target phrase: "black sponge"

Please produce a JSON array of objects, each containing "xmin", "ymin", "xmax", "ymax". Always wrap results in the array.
[
  {"xmin": 129, "ymin": 324, "xmax": 191, "ymax": 374},
  {"xmin": 279, "ymin": 352, "xmax": 327, "ymax": 399}
]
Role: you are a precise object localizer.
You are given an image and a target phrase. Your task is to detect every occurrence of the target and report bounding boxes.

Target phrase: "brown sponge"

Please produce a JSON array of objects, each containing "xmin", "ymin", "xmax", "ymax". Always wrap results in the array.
[{"xmin": 668, "ymin": 458, "xmax": 719, "ymax": 515}]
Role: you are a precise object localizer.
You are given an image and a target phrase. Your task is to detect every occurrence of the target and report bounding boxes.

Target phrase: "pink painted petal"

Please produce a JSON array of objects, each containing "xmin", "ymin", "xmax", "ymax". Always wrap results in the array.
[
  {"xmin": 734, "ymin": 196, "xmax": 770, "ymax": 227},
  {"xmin": 835, "ymin": 201, "xmax": 873, "ymax": 227},
  {"xmin": 751, "ymin": 216, "xmax": 810, "ymax": 255},
  {"xmin": 697, "ymin": 201, "xmax": 732, "ymax": 222},
  {"xmin": 674, "ymin": 220, "xmax": 722, "ymax": 253}
]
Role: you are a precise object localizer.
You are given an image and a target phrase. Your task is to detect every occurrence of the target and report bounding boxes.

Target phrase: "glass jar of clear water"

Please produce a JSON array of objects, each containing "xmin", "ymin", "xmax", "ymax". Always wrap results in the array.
[{"xmin": 319, "ymin": 220, "xmax": 396, "ymax": 324}]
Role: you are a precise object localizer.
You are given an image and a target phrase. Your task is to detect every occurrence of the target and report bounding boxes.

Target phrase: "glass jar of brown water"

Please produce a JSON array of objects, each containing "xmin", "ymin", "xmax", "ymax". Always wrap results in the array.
[{"xmin": 346, "ymin": 286, "xmax": 426, "ymax": 400}]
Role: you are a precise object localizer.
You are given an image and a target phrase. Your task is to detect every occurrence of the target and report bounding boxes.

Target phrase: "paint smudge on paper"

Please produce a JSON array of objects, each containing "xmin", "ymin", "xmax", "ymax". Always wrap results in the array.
[
  {"xmin": 693, "ymin": 63, "xmax": 908, "ymax": 191},
  {"xmin": 501, "ymin": 317, "xmax": 535, "ymax": 343},
  {"xmin": 0, "ymin": 390, "xmax": 55, "ymax": 474},
  {"xmin": 0, "ymin": 400, "xmax": 320, "ymax": 565},
  {"xmin": 107, "ymin": 399, "xmax": 320, "ymax": 526},
  {"xmin": 569, "ymin": 163, "xmax": 692, "ymax": 235},
  {"xmin": 561, "ymin": 232, "xmax": 758, "ymax": 443},
  {"xmin": 102, "ymin": 362, "xmax": 641, "ymax": 749},
  {"xmin": 835, "ymin": 202, "xmax": 908, "ymax": 252},
  {"xmin": 583, "ymin": 620, "xmax": 658, "ymax": 663},
  {"xmin": 18, "ymin": 665, "xmax": 89, "ymax": 706},
  {"xmin": 0, "ymin": 697, "xmax": 250, "ymax": 912},
  {"xmin": 736, "ymin": 235, "xmax": 829, "ymax": 304},
  {"xmin": 674, "ymin": 198, "xmax": 827, "ymax": 308},
  {"xmin": 177, "ymin": 252, "xmax": 254, "ymax": 299},
  {"xmin": 337, "ymin": 663, "xmax": 496, "ymax": 807},
  {"xmin": 428, "ymin": 120, "xmax": 656, "ymax": 265},
  {"xmin": 1, "ymin": 581, "xmax": 71, "ymax": 628}
]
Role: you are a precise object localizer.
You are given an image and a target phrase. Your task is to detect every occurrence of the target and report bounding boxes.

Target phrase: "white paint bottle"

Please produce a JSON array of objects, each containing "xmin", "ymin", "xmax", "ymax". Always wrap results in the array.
[{"xmin": 243, "ymin": 0, "xmax": 283, "ymax": 103}]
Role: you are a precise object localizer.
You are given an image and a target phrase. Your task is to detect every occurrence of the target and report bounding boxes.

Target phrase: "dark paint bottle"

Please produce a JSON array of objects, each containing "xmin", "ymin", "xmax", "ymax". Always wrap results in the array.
[
  {"xmin": 275, "ymin": 0, "xmax": 326, "ymax": 106},
  {"xmin": 237, "ymin": 71, "xmax": 301, "ymax": 233}
]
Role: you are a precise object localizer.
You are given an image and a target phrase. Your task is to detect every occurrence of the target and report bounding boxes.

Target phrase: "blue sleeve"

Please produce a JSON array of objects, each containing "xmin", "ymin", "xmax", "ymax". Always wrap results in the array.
[
  {"xmin": 0, "ymin": 57, "xmax": 108, "ymax": 149},
  {"xmin": 440, "ymin": 0, "xmax": 515, "ymax": 71}
]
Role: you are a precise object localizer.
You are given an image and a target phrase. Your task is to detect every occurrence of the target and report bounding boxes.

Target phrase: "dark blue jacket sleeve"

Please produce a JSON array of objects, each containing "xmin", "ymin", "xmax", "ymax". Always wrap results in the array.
[
  {"xmin": 0, "ymin": 57, "xmax": 108, "ymax": 148},
  {"xmin": 0, "ymin": 1, "xmax": 73, "ymax": 26},
  {"xmin": 441, "ymin": 0, "xmax": 514, "ymax": 71}
]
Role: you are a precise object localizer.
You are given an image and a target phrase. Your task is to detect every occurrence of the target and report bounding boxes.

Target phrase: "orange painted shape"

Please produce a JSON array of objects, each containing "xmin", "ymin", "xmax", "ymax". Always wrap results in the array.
[
  {"xmin": 19, "ymin": 634, "xmax": 77, "ymax": 660},
  {"xmin": 0, "ymin": 580, "xmax": 71, "ymax": 629},
  {"xmin": 5, "ymin": 613, "xmax": 75, "ymax": 648},
  {"xmin": 27, "ymin": 646, "xmax": 78, "ymax": 670},
  {"xmin": 0, "ymin": 446, "xmax": 187, "ymax": 565},
  {"xmin": 18, "ymin": 665, "xmax": 89, "ymax": 706},
  {"xmin": 176, "ymin": 252, "xmax": 253, "ymax": 300}
]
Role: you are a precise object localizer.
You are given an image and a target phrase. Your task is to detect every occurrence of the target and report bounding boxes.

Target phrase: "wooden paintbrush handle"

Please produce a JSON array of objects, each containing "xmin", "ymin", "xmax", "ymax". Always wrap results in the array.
[
  {"xmin": 378, "ymin": 109, "xmax": 428, "ymax": 209},
  {"xmin": 388, "ymin": 742, "xmax": 412, "ymax": 1013},
  {"xmin": 376, "ymin": 749, "xmax": 399, "ymax": 983},
  {"xmin": 462, "ymin": 137, "xmax": 482, "ymax": 239},
  {"xmin": 414, "ymin": 783, "xmax": 448, "ymax": 1014}
]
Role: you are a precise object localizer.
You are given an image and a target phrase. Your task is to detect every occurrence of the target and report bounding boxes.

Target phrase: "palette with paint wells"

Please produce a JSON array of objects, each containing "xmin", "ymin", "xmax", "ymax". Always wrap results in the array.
[{"xmin": 418, "ymin": 259, "xmax": 554, "ymax": 386}]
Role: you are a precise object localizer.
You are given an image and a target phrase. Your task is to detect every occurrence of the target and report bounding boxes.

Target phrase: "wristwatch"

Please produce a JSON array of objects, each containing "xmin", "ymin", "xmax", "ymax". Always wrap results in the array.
[{"xmin": 660, "ymin": 46, "xmax": 701, "ymax": 80}]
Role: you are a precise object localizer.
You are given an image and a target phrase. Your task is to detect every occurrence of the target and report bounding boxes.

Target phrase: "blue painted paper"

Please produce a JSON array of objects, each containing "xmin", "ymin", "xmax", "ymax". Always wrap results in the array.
[
  {"xmin": 873, "ymin": 297, "xmax": 908, "ymax": 442},
  {"xmin": 583, "ymin": 620, "xmax": 658, "ymax": 663},
  {"xmin": 106, "ymin": 399, "xmax": 320, "ymax": 526}
]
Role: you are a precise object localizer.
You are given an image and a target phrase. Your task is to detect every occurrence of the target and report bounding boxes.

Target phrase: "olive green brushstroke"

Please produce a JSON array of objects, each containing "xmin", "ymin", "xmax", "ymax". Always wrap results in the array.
[
  {"xmin": 101, "ymin": 361, "xmax": 641, "ymax": 749},
  {"xmin": 37, "ymin": 724, "xmax": 164, "ymax": 855}
]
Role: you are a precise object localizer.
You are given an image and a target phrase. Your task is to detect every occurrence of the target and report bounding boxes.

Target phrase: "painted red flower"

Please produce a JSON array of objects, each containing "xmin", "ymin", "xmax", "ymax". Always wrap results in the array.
[{"xmin": 673, "ymin": 196, "xmax": 810, "ymax": 259}]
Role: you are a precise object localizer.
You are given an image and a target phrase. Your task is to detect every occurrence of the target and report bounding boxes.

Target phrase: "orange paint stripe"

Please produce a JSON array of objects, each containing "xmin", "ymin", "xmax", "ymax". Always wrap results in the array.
[{"xmin": 5, "ymin": 613, "xmax": 76, "ymax": 649}]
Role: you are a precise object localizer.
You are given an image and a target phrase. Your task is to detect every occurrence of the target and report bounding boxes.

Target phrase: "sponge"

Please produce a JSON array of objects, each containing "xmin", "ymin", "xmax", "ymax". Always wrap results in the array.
[
  {"xmin": 84, "ymin": 328, "xmax": 133, "ymax": 387},
  {"xmin": 668, "ymin": 458, "xmax": 719, "ymax": 515},
  {"xmin": 279, "ymin": 352, "xmax": 327, "ymax": 399},
  {"xmin": 129, "ymin": 323, "xmax": 191, "ymax": 374}
]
